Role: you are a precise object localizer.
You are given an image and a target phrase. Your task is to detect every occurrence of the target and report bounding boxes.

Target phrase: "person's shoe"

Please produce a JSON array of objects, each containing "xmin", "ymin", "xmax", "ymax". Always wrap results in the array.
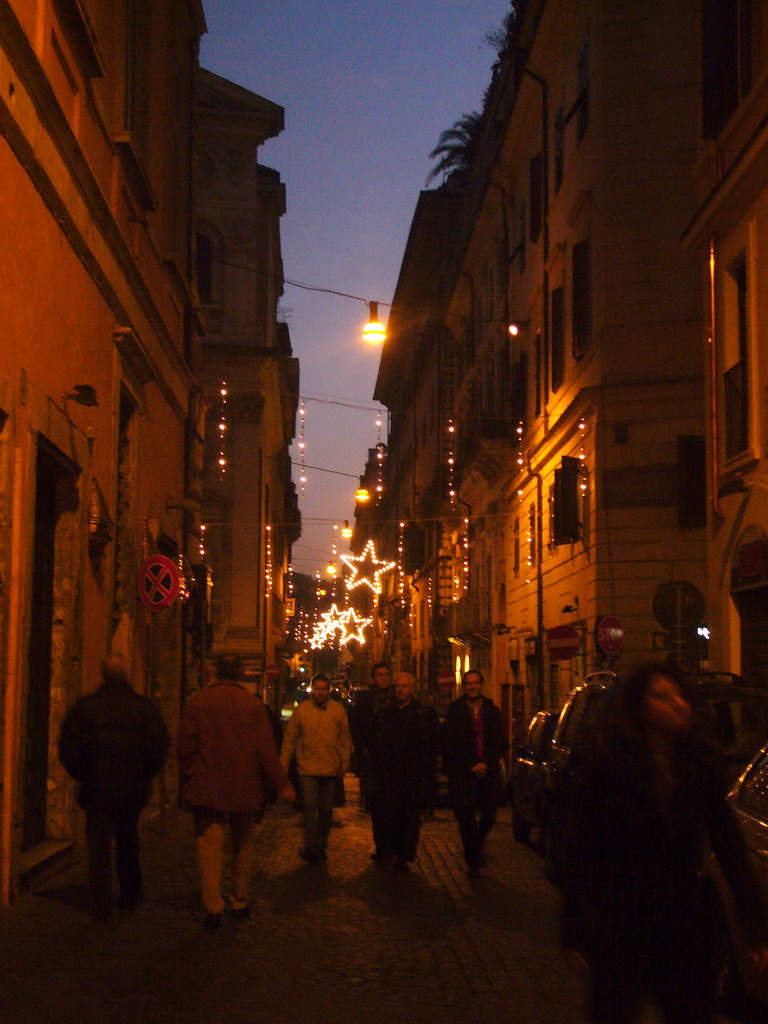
[
  {"xmin": 202, "ymin": 912, "xmax": 222, "ymax": 930},
  {"xmin": 229, "ymin": 903, "xmax": 251, "ymax": 920},
  {"xmin": 390, "ymin": 856, "xmax": 410, "ymax": 872}
]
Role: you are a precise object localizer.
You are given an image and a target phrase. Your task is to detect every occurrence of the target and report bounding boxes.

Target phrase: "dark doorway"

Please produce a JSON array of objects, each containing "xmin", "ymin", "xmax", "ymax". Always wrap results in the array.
[{"xmin": 22, "ymin": 443, "xmax": 78, "ymax": 851}]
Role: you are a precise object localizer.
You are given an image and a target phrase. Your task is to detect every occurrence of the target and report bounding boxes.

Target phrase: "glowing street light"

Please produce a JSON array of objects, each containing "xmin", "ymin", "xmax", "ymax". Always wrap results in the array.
[{"xmin": 362, "ymin": 301, "xmax": 386, "ymax": 345}]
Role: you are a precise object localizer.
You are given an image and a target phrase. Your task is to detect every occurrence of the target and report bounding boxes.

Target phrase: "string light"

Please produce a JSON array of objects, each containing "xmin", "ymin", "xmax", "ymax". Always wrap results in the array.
[
  {"xmin": 375, "ymin": 414, "xmax": 385, "ymax": 496},
  {"xmin": 298, "ymin": 401, "xmax": 307, "ymax": 495},
  {"xmin": 199, "ymin": 523, "xmax": 206, "ymax": 561},
  {"xmin": 341, "ymin": 538, "xmax": 395, "ymax": 595},
  {"xmin": 217, "ymin": 382, "xmax": 228, "ymax": 477},
  {"xmin": 463, "ymin": 518, "xmax": 470, "ymax": 594},
  {"xmin": 398, "ymin": 521, "xmax": 405, "ymax": 597},
  {"xmin": 515, "ymin": 419, "xmax": 525, "ymax": 468},
  {"xmin": 265, "ymin": 524, "xmax": 273, "ymax": 598},
  {"xmin": 447, "ymin": 418, "xmax": 456, "ymax": 504}
]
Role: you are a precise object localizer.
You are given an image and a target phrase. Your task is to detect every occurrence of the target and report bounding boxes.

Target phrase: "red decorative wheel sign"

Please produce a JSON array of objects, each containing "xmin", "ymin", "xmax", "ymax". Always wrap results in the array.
[{"xmin": 139, "ymin": 555, "xmax": 180, "ymax": 613}]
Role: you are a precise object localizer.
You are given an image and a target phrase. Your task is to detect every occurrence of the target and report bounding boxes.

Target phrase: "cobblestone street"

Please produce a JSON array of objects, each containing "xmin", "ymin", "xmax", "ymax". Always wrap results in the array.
[{"xmin": 1, "ymin": 778, "xmax": 592, "ymax": 1024}]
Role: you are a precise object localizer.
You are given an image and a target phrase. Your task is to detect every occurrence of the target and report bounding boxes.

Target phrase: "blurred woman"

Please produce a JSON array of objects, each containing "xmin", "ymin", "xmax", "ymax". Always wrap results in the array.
[{"xmin": 561, "ymin": 662, "xmax": 768, "ymax": 1024}]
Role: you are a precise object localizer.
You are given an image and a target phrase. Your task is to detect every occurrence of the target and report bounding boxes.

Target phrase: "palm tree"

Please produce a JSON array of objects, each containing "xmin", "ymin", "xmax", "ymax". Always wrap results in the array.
[{"xmin": 425, "ymin": 111, "xmax": 482, "ymax": 187}]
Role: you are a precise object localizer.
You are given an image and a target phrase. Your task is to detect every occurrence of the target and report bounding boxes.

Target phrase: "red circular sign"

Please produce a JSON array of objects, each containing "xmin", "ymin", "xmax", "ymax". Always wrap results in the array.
[
  {"xmin": 139, "ymin": 555, "xmax": 180, "ymax": 613},
  {"xmin": 547, "ymin": 625, "xmax": 581, "ymax": 660},
  {"xmin": 437, "ymin": 670, "xmax": 455, "ymax": 687},
  {"xmin": 596, "ymin": 616, "xmax": 625, "ymax": 654}
]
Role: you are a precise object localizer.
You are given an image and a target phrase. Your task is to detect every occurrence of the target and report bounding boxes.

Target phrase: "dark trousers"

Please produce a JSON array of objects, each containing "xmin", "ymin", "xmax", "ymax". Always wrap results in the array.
[
  {"xmin": 453, "ymin": 773, "xmax": 499, "ymax": 868},
  {"xmin": 85, "ymin": 808, "xmax": 142, "ymax": 915},
  {"xmin": 369, "ymin": 774, "xmax": 422, "ymax": 862},
  {"xmin": 298, "ymin": 775, "xmax": 336, "ymax": 855}
]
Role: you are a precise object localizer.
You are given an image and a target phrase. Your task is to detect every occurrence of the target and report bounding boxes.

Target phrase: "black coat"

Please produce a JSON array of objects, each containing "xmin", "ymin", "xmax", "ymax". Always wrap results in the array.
[
  {"xmin": 442, "ymin": 695, "xmax": 506, "ymax": 790},
  {"xmin": 59, "ymin": 681, "xmax": 170, "ymax": 815},
  {"xmin": 561, "ymin": 737, "xmax": 768, "ymax": 959},
  {"xmin": 370, "ymin": 698, "xmax": 438, "ymax": 787}
]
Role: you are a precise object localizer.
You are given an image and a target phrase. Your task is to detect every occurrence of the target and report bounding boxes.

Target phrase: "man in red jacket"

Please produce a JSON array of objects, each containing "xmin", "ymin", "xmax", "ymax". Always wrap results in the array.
[{"xmin": 178, "ymin": 653, "xmax": 294, "ymax": 928}]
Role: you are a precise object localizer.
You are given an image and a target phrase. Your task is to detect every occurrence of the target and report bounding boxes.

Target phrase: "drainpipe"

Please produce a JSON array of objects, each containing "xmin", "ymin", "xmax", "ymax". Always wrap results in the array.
[
  {"xmin": 708, "ymin": 238, "xmax": 724, "ymax": 521},
  {"xmin": 526, "ymin": 452, "xmax": 545, "ymax": 698},
  {"xmin": 2, "ymin": 424, "xmax": 29, "ymax": 903}
]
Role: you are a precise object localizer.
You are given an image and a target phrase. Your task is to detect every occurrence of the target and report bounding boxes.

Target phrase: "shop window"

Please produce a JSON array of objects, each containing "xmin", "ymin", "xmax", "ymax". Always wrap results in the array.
[{"xmin": 723, "ymin": 254, "xmax": 750, "ymax": 460}]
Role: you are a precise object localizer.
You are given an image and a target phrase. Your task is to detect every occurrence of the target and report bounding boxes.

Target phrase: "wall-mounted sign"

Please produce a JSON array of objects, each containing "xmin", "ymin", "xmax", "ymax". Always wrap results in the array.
[{"xmin": 139, "ymin": 555, "xmax": 180, "ymax": 613}]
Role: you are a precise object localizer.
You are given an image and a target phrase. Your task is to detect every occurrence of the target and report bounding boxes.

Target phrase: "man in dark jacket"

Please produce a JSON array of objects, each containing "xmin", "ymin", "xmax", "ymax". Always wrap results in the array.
[
  {"xmin": 443, "ymin": 669, "xmax": 507, "ymax": 876},
  {"xmin": 59, "ymin": 654, "xmax": 170, "ymax": 919},
  {"xmin": 349, "ymin": 661, "xmax": 393, "ymax": 843},
  {"xmin": 369, "ymin": 672, "xmax": 437, "ymax": 870}
]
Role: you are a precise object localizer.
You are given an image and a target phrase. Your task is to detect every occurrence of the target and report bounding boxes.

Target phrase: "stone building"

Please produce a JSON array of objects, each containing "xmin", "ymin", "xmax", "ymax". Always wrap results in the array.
[
  {"xmin": 194, "ymin": 69, "xmax": 300, "ymax": 710},
  {"xmin": 0, "ymin": 0, "xmax": 205, "ymax": 900},
  {"xmin": 684, "ymin": 0, "xmax": 768, "ymax": 682},
  {"xmin": 371, "ymin": 0, "xmax": 708, "ymax": 744}
]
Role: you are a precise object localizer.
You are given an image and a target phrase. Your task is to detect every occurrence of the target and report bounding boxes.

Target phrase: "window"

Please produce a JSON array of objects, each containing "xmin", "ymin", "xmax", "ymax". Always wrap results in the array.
[
  {"xmin": 196, "ymin": 233, "xmax": 214, "ymax": 305},
  {"xmin": 737, "ymin": 751, "xmax": 768, "ymax": 821},
  {"xmin": 535, "ymin": 329, "xmax": 545, "ymax": 415},
  {"xmin": 572, "ymin": 239, "xmax": 591, "ymax": 356},
  {"xmin": 529, "ymin": 153, "xmax": 543, "ymax": 244},
  {"xmin": 554, "ymin": 107, "xmax": 565, "ymax": 193},
  {"xmin": 723, "ymin": 255, "xmax": 750, "ymax": 460},
  {"xmin": 577, "ymin": 40, "xmax": 590, "ymax": 140},
  {"xmin": 551, "ymin": 286, "xmax": 565, "ymax": 392},
  {"xmin": 513, "ymin": 517, "xmax": 520, "ymax": 577},
  {"xmin": 702, "ymin": 0, "xmax": 763, "ymax": 137},
  {"xmin": 518, "ymin": 203, "xmax": 526, "ymax": 272}
]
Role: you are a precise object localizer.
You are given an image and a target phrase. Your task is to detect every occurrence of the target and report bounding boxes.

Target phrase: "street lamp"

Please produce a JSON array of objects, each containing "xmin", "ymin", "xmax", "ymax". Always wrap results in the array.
[{"xmin": 362, "ymin": 302, "xmax": 386, "ymax": 345}]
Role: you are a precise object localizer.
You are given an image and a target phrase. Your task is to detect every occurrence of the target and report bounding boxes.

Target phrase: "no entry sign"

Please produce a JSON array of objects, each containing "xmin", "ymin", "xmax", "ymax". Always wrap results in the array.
[
  {"xmin": 547, "ymin": 625, "xmax": 581, "ymax": 660},
  {"xmin": 139, "ymin": 555, "xmax": 180, "ymax": 612}
]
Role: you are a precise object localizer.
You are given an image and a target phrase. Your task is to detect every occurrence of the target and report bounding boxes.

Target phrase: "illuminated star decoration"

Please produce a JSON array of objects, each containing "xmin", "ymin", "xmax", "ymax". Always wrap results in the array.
[
  {"xmin": 340, "ymin": 539, "xmax": 395, "ymax": 595},
  {"xmin": 309, "ymin": 604, "xmax": 373, "ymax": 649}
]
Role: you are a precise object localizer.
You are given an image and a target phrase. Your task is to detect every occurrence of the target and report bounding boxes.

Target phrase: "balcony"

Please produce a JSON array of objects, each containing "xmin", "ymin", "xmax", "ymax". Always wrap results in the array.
[{"xmin": 457, "ymin": 416, "xmax": 517, "ymax": 485}]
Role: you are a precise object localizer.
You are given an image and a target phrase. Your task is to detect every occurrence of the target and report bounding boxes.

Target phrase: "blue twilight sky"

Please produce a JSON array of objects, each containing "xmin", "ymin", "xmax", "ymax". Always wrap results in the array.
[{"xmin": 199, "ymin": 0, "xmax": 510, "ymax": 576}]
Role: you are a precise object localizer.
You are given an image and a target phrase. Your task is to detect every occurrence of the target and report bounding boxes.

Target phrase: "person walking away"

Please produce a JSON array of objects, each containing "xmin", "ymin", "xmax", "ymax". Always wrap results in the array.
[
  {"xmin": 369, "ymin": 672, "xmax": 438, "ymax": 871},
  {"xmin": 349, "ymin": 661, "xmax": 393, "ymax": 855},
  {"xmin": 177, "ymin": 653, "xmax": 295, "ymax": 929},
  {"xmin": 280, "ymin": 672, "xmax": 352, "ymax": 863},
  {"xmin": 561, "ymin": 662, "xmax": 768, "ymax": 1024},
  {"xmin": 443, "ymin": 669, "xmax": 507, "ymax": 877},
  {"xmin": 58, "ymin": 654, "xmax": 170, "ymax": 920}
]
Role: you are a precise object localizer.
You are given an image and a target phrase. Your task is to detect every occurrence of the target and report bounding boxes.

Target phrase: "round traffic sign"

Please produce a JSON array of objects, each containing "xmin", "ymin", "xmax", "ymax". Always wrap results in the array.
[
  {"xmin": 547, "ymin": 625, "xmax": 581, "ymax": 660},
  {"xmin": 596, "ymin": 615, "xmax": 625, "ymax": 654},
  {"xmin": 139, "ymin": 555, "xmax": 180, "ymax": 613}
]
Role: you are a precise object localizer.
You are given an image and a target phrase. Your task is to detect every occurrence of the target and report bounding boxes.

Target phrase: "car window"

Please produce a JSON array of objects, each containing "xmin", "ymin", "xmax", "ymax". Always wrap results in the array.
[
  {"xmin": 528, "ymin": 716, "xmax": 545, "ymax": 751},
  {"xmin": 736, "ymin": 751, "xmax": 768, "ymax": 821},
  {"xmin": 698, "ymin": 694, "xmax": 768, "ymax": 763},
  {"xmin": 559, "ymin": 692, "xmax": 590, "ymax": 747}
]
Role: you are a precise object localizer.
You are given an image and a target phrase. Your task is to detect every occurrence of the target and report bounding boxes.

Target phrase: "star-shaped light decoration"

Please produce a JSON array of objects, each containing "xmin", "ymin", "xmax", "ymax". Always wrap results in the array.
[
  {"xmin": 340, "ymin": 539, "xmax": 395, "ymax": 595},
  {"xmin": 309, "ymin": 604, "xmax": 373, "ymax": 650}
]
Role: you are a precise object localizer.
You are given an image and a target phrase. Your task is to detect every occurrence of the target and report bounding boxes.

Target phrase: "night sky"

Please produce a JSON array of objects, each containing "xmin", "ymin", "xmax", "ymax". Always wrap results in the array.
[{"xmin": 199, "ymin": 0, "xmax": 510, "ymax": 577}]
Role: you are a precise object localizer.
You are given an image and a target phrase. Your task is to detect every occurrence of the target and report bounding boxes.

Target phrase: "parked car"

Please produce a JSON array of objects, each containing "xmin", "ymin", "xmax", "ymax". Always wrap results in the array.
[
  {"xmin": 541, "ymin": 669, "xmax": 768, "ymax": 885},
  {"xmin": 509, "ymin": 710, "xmax": 559, "ymax": 846},
  {"xmin": 541, "ymin": 672, "xmax": 619, "ymax": 882},
  {"xmin": 708, "ymin": 742, "xmax": 768, "ymax": 1018}
]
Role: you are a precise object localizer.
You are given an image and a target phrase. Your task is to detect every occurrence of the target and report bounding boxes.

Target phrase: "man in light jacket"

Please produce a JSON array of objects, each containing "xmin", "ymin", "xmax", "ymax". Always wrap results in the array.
[
  {"xmin": 281, "ymin": 673, "xmax": 352, "ymax": 863},
  {"xmin": 178, "ymin": 653, "xmax": 294, "ymax": 928}
]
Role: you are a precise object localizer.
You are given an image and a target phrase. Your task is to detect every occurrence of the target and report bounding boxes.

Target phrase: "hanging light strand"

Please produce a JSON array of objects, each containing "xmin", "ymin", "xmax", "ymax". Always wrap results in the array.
[
  {"xmin": 217, "ymin": 382, "xmax": 228, "ymax": 477},
  {"xmin": 298, "ymin": 401, "xmax": 307, "ymax": 495},
  {"xmin": 447, "ymin": 418, "xmax": 456, "ymax": 505}
]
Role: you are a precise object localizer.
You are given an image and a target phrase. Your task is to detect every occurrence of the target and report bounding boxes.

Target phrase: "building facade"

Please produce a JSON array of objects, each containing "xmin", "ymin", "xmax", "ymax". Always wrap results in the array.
[
  {"xmin": 194, "ymin": 69, "xmax": 300, "ymax": 710},
  {"xmin": 684, "ymin": 0, "xmax": 768, "ymax": 682},
  {"xmin": 371, "ymin": 0, "xmax": 709, "ymax": 746},
  {"xmin": 0, "ymin": 0, "xmax": 206, "ymax": 900}
]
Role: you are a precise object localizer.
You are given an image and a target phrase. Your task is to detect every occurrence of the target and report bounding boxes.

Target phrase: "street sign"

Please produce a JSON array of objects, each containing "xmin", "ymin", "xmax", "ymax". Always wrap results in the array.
[
  {"xmin": 596, "ymin": 616, "xmax": 625, "ymax": 655},
  {"xmin": 547, "ymin": 624, "xmax": 581, "ymax": 660},
  {"xmin": 139, "ymin": 555, "xmax": 180, "ymax": 612},
  {"xmin": 652, "ymin": 580, "xmax": 705, "ymax": 630},
  {"xmin": 265, "ymin": 664, "xmax": 280, "ymax": 680},
  {"xmin": 437, "ymin": 670, "xmax": 455, "ymax": 688}
]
